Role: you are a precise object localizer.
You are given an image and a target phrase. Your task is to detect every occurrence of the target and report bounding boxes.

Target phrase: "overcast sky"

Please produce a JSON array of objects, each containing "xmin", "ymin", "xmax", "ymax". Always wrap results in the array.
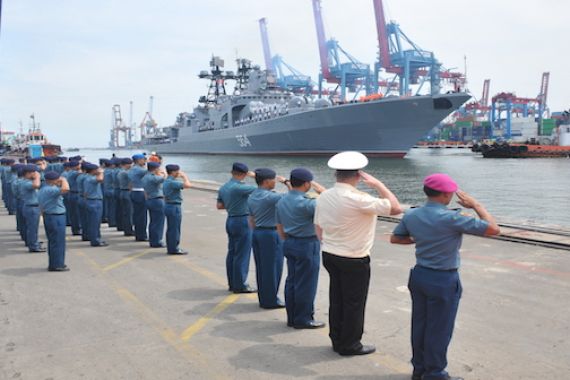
[{"xmin": 1, "ymin": 0, "xmax": 568, "ymax": 147}]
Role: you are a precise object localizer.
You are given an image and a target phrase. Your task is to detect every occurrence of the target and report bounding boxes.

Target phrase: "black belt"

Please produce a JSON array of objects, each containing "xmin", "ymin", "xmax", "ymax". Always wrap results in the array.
[
  {"xmin": 86, "ymin": 198, "xmax": 103, "ymax": 200},
  {"xmin": 70, "ymin": 191, "xmax": 79, "ymax": 193},
  {"xmin": 24, "ymin": 204, "xmax": 39, "ymax": 207},
  {"xmin": 166, "ymin": 202, "xmax": 181, "ymax": 205},
  {"xmin": 287, "ymin": 235, "xmax": 317, "ymax": 240},
  {"xmin": 256, "ymin": 226, "xmax": 277, "ymax": 230},
  {"xmin": 120, "ymin": 189, "xmax": 129, "ymax": 191},
  {"xmin": 149, "ymin": 196, "xmax": 164, "ymax": 200},
  {"xmin": 45, "ymin": 213, "xmax": 65, "ymax": 216},
  {"xmin": 416, "ymin": 265, "xmax": 458, "ymax": 272},
  {"xmin": 229, "ymin": 214, "xmax": 248, "ymax": 218}
]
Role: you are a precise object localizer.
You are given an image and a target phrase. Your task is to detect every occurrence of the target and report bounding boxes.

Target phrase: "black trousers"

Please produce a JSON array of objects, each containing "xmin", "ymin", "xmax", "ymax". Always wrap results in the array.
[{"xmin": 322, "ymin": 251, "xmax": 371, "ymax": 352}]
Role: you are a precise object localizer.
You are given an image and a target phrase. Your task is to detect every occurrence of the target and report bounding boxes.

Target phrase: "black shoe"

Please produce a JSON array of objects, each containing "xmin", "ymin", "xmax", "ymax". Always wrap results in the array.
[
  {"xmin": 48, "ymin": 266, "xmax": 70, "ymax": 272},
  {"xmin": 91, "ymin": 241, "xmax": 109, "ymax": 247},
  {"xmin": 293, "ymin": 320, "xmax": 326, "ymax": 329},
  {"xmin": 135, "ymin": 238, "xmax": 148, "ymax": 242},
  {"xmin": 82, "ymin": 237, "xmax": 89, "ymax": 241},
  {"xmin": 29, "ymin": 248, "xmax": 47, "ymax": 253},
  {"xmin": 338, "ymin": 345, "xmax": 376, "ymax": 356},
  {"xmin": 261, "ymin": 301, "xmax": 286, "ymax": 309},
  {"xmin": 102, "ymin": 219, "xmax": 108, "ymax": 223},
  {"xmin": 124, "ymin": 232, "xmax": 134, "ymax": 236},
  {"xmin": 233, "ymin": 286, "xmax": 257, "ymax": 294},
  {"xmin": 411, "ymin": 374, "xmax": 422, "ymax": 380},
  {"xmin": 72, "ymin": 232, "xmax": 82, "ymax": 236},
  {"xmin": 150, "ymin": 243, "xmax": 166, "ymax": 248},
  {"xmin": 167, "ymin": 249, "xmax": 188, "ymax": 255}
]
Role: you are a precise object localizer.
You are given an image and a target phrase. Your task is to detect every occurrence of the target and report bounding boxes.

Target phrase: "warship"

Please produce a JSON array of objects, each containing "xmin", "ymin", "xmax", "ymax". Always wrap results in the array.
[{"xmin": 143, "ymin": 57, "xmax": 470, "ymax": 158}]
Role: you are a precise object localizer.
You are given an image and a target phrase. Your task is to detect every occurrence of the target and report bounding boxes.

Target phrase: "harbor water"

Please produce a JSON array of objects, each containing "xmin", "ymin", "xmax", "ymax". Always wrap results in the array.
[{"xmin": 76, "ymin": 148, "xmax": 570, "ymax": 228}]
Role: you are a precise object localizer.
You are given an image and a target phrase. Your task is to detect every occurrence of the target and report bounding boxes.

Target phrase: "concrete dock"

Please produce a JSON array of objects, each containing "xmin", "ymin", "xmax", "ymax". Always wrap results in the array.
[{"xmin": 1, "ymin": 188, "xmax": 569, "ymax": 380}]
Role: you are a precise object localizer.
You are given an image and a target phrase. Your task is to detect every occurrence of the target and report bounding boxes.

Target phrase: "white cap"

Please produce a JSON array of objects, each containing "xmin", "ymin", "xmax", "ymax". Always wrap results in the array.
[{"xmin": 327, "ymin": 151, "xmax": 369, "ymax": 170}]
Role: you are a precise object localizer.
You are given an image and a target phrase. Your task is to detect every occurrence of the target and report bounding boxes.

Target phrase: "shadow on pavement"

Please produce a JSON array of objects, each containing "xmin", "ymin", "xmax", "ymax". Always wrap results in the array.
[
  {"xmin": 209, "ymin": 319, "xmax": 288, "ymax": 343},
  {"xmin": 1, "ymin": 267, "xmax": 47, "ymax": 277}
]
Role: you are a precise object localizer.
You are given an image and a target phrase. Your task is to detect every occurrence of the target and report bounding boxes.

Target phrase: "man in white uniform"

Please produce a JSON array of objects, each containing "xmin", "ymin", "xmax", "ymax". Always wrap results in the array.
[{"xmin": 315, "ymin": 151, "xmax": 403, "ymax": 356}]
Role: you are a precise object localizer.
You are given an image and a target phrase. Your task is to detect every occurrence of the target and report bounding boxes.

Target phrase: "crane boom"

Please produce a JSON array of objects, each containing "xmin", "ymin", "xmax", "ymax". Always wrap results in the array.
[
  {"xmin": 258, "ymin": 18, "xmax": 274, "ymax": 72},
  {"xmin": 372, "ymin": 0, "xmax": 391, "ymax": 69},
  {"xmin": 481, "ymin": 79, "xmax": 490, "ymax": 107},
  {"xmin": 311, "ymin": 0, "xmax": 330, "ymax": 79}
]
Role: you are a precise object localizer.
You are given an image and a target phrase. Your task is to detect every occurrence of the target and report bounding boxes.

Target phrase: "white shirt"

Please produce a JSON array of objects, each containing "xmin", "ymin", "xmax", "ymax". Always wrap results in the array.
[{"xmin": 314, "ymin": 182, "xmax": 391, "ymax": 258}]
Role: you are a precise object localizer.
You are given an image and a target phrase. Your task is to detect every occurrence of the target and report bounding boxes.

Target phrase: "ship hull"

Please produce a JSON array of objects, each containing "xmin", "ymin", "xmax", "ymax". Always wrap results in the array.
[{"xmin": 144, "ymin": 93, "xmax": 470, "ymax": 157}]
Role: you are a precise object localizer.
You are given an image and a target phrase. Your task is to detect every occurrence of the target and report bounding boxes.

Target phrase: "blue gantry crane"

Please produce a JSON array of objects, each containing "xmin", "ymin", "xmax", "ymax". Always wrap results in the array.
[
  {"xmin": 311, "ymin": 0, "xmax": 372, "ymax": 100},
  {"xmin": 258, "ymin": 18, "xmax": 313, "ymax": 94}
]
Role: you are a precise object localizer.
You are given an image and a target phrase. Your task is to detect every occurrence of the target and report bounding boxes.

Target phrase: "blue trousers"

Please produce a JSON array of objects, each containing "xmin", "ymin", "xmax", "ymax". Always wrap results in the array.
[
  {"xmin": 68, "ymin": 193, "xmax": 82, "ymax": 235},
  {"xmin": 120, "ymin": 191, "xmax": 133, "ymax": 235},
  {"xmin": 130, "ymin": 191, "xmax": 147, "ymax": 240},
  {"xmin": 146, "ymin": 198, "xmax": 165, "ymax": 247},
  {"xmin": 44, "ymin": 214, "xmax": 66, "ymax": 269},
  {"xmin": 23, "ymin": 205, "xmax": 41, "ymax": 251},
  {"xmin": 6, "ymin": 184, "xmax": 15, "ymax": 214},
  {"xmin": 62, "ymin": 193, "xmax": 71, "ymax": 226},
  {"xmin": 225, "ymin": 216, "xmax": 252, "ymax": 291},
  {"xmin": 114, "ymin": 189, "xmax": 122, "ymax": 231},
  {"xmin": 15, "ymin": 199, "xmax": 24, "ymax": 238},
  {"xmin": 408, "ymin": 265, "xmax": 462, "ymax": 380},
  {"xmin": 252, "ymin": 228, "xmax": 284, "ymax": 307},
  {"xmin": 104, "ymin": 191, "xmax": 116, "ymax": 227},
  {"xmin": 165, "ymin": 203, "xmax": 182, "ymax": 253},
  {"xmin": 283, "ymin": 237, "xmax": 320, "ymax": 326},
  {"xmin": 85, "ymin": 199, "xmax": 103, "ymax": 246},
  {"xmin": 79, "ymin": 198, "xmax": 89, "ymax": 241}
]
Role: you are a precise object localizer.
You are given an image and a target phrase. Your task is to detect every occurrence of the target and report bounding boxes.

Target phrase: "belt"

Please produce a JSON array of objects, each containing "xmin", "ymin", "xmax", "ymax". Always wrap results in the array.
[
  {"xmin": 120, "ymin": 189, "xmax": 130, "ymax": 191},
  {"xmin": 149, "ymin": 196, "xmax": 164, "ymax": 200},
  {"xmin": 228, "ymin": 214, "xmax": 248, "ymax": 218},
  {"xmin": 166, "ymin": 202, "xmax": 181, "ymax": 205},
  {"xmin": 70, "ymin": 191, "xmax": 79, "ymax": 193},
  {"xmin": 416, "ymin": 265, "xmax": 458, "ymax": 272},
  {"xmin": 287, "ymin": 235, "xmax": 317, "ymax": 240},
  {"xmin": 24, "ymin": 204, "xmax": 39, "ymax": 207},
  {"xmin": 255, "ymin": 226, "xmax": 277, "ymax": 230},
  {"xmin": 45, "ymin": 213, "xmax": 65, "ymax": 216},
  {"xmin": 86, "ymin": 198, "xmax": 103, "ymax": 200},
  {"xmin": 132, "ymin": 188, "xmax": 144, "ymax": 192}
]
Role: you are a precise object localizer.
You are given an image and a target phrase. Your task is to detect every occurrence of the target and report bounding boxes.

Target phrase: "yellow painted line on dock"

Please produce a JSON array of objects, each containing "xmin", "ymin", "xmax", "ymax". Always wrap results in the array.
[
  {"xmin": 102, "ymin": 249, "xmax": 153, "ymax": 272},
  {"xmin": 180, "ymin": 293, "xmax": 241, "ymax": 342},
  {"xmin": 76, "ymin": 250, "xmax": 228, "ymax": 380},
  {"xmin": 170, "ymin": 256, "xmax": 227, "ymax": 287}
]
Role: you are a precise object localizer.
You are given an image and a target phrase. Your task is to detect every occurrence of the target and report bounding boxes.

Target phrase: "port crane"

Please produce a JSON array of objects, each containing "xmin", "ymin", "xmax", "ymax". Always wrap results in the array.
[
  {"xmin": 372, "ymin": 0, "xmax": 465, "ymax": 96},
  {"xmin": 258, "ymin": 18, "xmax": 313, "ymax": 94},
  {"xmin": 110, "ymin": 105, "xmax": 132, "ymax": 148},
  {"xmin": 311, "ymin": 0, "xmax": 372, "ymax": 100}
]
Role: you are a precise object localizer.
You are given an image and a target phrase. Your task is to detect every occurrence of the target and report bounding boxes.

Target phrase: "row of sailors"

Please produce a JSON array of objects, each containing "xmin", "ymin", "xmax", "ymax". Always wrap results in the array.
[{"xmin": 0, "ymin": 154, "xmax": 192, "ymax": 272}]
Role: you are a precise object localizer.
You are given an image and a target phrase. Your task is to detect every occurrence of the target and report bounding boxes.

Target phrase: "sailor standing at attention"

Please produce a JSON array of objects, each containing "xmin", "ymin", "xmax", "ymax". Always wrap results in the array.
[
  {"xmin": 163, "ymin": 164, "xmax": 192, "ymax": 255},
  {"xmin": 21, "ymin": 164, "xmax": 46, "ymax": 253},
  {"xmin": 247, "ymin": 168, "xmax": 291, "ymax": 309},
  {"xmin": 4, "ymin": 159, "xmax": 16, "ymax": 215},
  {"xmin": 77, "ymin": 163, "xmax": 90, "ymax": 242},
  {"xmin": 390, "ymin": 174, "xmax": 500, "ymax": 380},
  {"xmin": 143, "ymin": 161, "xmax": 167, "ymax": 248},
  {"xmin": 11, "ymin": 164, "xmax": 26, "ymax": 239},
  {"xmin": 38, "ymin": 171, "xmax": 70, "ymax": 272},
  {"xmin": 66, "ymin": 161, "xmax": 83, "ymax": 236},
  {"xmin": 275, "ymin": 168, "xmax": 326, "ymax": 329},
  {"xmin": 315, "ymin": 151, "xmax": 402, "ymax": 356},
  {"xmin": 103, "ymin": 159, "xmax": 117, "ymax": 228},
  {"xmin": 216, "ymin": 162, "xmax": 257, "ymax": 293},
  {"xmin": 111, "ymin": 158, "xmax": 123, "ymax": 232},
  {"xmin": 117, "ymin": 158, "xmax": 134, "ymax": 236},
  {"xmin": 61, "ymin": 161, "xmax": 75, "ymax": 227},
  {"xmin": 128, "ymin": 154, "xmax": 149, "ymax": 242},
  {"xmin": 83, "ymin": 163, "xmax": 108, "ymax": 247}
]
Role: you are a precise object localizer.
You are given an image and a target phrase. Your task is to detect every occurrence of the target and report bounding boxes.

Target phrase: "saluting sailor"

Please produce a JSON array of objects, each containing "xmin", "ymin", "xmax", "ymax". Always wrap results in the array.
[
  {"xmin": 83, "ymin": 163, "xmax": 107, "ymax": 247},
  {"xmin": 390, "ymin": 174, "xmax": 500, "ymax": 380},
  {"xmin": 4, "ymin": 159, "xmax": 16, "ymax": 215},
  {"xmin": 315, "ymin": 151, "xmax": 402, "ymax": 356},
  {"xmin": 142, "ymin": 161, "xmax": 167, "ymax": 248},
  {"xmin": 275, "ymin": 168, "xmax": 326, "ymax": 329},
  {"xmin": 66, "ymin": 161, "xmax": 83, "ymax": 236},
  {"xmin": 21, "ymin": 164, "xmax": 45, "ymax": 252},
  {"xmin": 216, "ymin": 162, "xmax": 257, "ymax": 294},
  {"xmin": 38, "ymin": 171, "xmax": 70, "ymax": 272},
  {"xmin": 247, "ymin": 168, "xmax": 291, "ymax": 309},
  {"xmin": 77, "ymin": 162, "xmax": 90, "ymax": 241},
  {"xmin": 128, "ymin": 154, "xmax": 149, "ymax": 242},
  {"xmin": 103, "ymin": 159, "xmax": 117, "ymax": 228},
  {"xmin": 163, "ymin": 164, "xmax": 192, "ymax": 255},
  {"xmin": 117, "ymin": 158, "xmax": 134, "ymax": 236},
  {"xmin": 11, "ymin": 164, "xmax": 26, "ymax": 240},
  {"xmin": 111, "ymin": 158, "xmax": 123, "ymax": 232}
]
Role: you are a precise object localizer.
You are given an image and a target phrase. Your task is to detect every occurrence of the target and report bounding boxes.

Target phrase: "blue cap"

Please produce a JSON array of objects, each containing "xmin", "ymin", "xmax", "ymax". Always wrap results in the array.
[
  {"xmin": 70, "ymin": 155, "xmax": 82, "ymax": 161},
  {"xmin": 85, "ymin": 163, "xmax": 99, "ymax": 171},
  {"xmin": 132, "ymin": 154, "xmax": 145, "ymax": 161},
  {"xmin": 254, "ymin": 168, "xmax": 276, "ymax": 181},
  {"xmin": 120, "ymin": 157, "xmax": 133, "ymax": 165},
  {"xmin": 99, "ymin": 158, "xmax": 110, "ymax": 165},
  {"xmin": 22, "ymin": 164, "xmax": 38, "ymax": 173},
  {"xmin": 11, "ymin": 163, "xmax": 24, "ymax": 172},
  {"xmin": 109, "ymin": 158, "xmax": 121, "ymax": 166},
  {"xmin": 165, "ymin": 164, "xmax": 180, "ymax": 172},
  {"xmin": 147, "ymin": 162, "xmax": 160, "ymax": 171},
  {"xmin": 63, "ymin": 161, "xmax": 76, "ymax": 168},
  {"xmin": 44, "ymin": 171, "xmax": 60, "ymax": 180},
  {"xmin": 59, "ymin": 156, "xmax": 68, "ymax": 161},
  {"xmin": 0, "ymin": 158, "xmax": 6, "ymax": 164},
  {"xmin": 232, "ymin": 162, "xmax": 248, "ymax": 173},
  {"xmin": 81, "ymin": 161, "xmax": 90, "ymax": 170},
  {"xmin": 5, "ymin": 158, "xmax": 15, "ymax": 165},
  {"xmin": 290, "ymin": 168, "xmax": 313, "ymax": 183}
]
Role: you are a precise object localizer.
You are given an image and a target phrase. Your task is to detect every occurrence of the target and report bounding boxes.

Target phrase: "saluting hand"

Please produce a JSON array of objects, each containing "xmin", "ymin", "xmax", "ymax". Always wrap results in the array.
[
  {"xmin": 456, "ymin": 190, "xmax": 480, "ymax": 209},
  {"xmin": 247, "ymin": 171, "xmax": 256, "ymax": 178},
  {"xmin": 276, "ymin": 175, "xmax": 286, "ymax": 183},
  {"xmin": 359, "ymin": 171, "xmax": 383, "ymax": 188}
]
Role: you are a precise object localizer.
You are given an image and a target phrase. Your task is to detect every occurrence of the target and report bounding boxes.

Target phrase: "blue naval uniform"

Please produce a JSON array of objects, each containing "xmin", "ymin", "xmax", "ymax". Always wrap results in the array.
[
  {"xmin": 84, "ymin": 175, "xmax": 104, "ymax": 246},
  {"xmin": 21, "ymin": 179, "xmax": 42, "ymax": 251},
  {"xmin": 103, "ymin": 168, "xmax": 117, "ymax": 227},
  {"xmin": 5, "ymin": 167, "xmax": 16, "ymax": 214},
  {"xmin": 38, "ymin": 184, "xmax": 67, "ymax": 269},
  {"xmin": 142, "ymin": 173, "xmax": 165, "ymax": 247},
  {"xmin": 248, "ymin": 188, "xmax": 285, "ymax": 308},
  {"xmin": 117, "ymin": 169, "xmax": 133, "ymax": 235},
  {"xmin": 393, "ymin": 201, "xmax": 489, "ymax": 380},
  {"xmin": 112, "ymin": 168, "xmax": 122, "ymax": 231},
  {"xmin": 77, "ymin": 173, "xmax": 89, "ymax": 241},
  {"xmin": 66, "ymin": 170, "xmax": 82, "ymax": 235},
  {"xmin": 217, "ymin": 178, "xmax": 257, "ymax": 291},
  {"xmin": 275, "ymin": 190, "xmax": 320, "ymax": 326},
  {"xmin": 61, "ymin": 170, "xmax": 72, "ymax": 226},
  {"xmin": 12, "ymin": 176, "xmax": 25, "ymax": 240},
  {"xmin": 0, "ymin": 165, "xmax": 7, "ymax": 207},
  {"xmin": 128, "ymin": 165, "xmax": 148, "ymax": 241},
  {"xmin": 163, "ymin": 176, "xmax": 185, "ymax": 253}
]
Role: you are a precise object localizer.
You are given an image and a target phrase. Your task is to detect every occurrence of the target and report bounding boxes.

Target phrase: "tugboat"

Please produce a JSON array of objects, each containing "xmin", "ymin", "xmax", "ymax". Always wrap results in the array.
[
  {"xmin": 142, "ymin": 56, "xmax": 470, "ymax": 157},
  {"xmin": 1, "ymin": 115, "xmax": 62, "ymax": 158}
]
